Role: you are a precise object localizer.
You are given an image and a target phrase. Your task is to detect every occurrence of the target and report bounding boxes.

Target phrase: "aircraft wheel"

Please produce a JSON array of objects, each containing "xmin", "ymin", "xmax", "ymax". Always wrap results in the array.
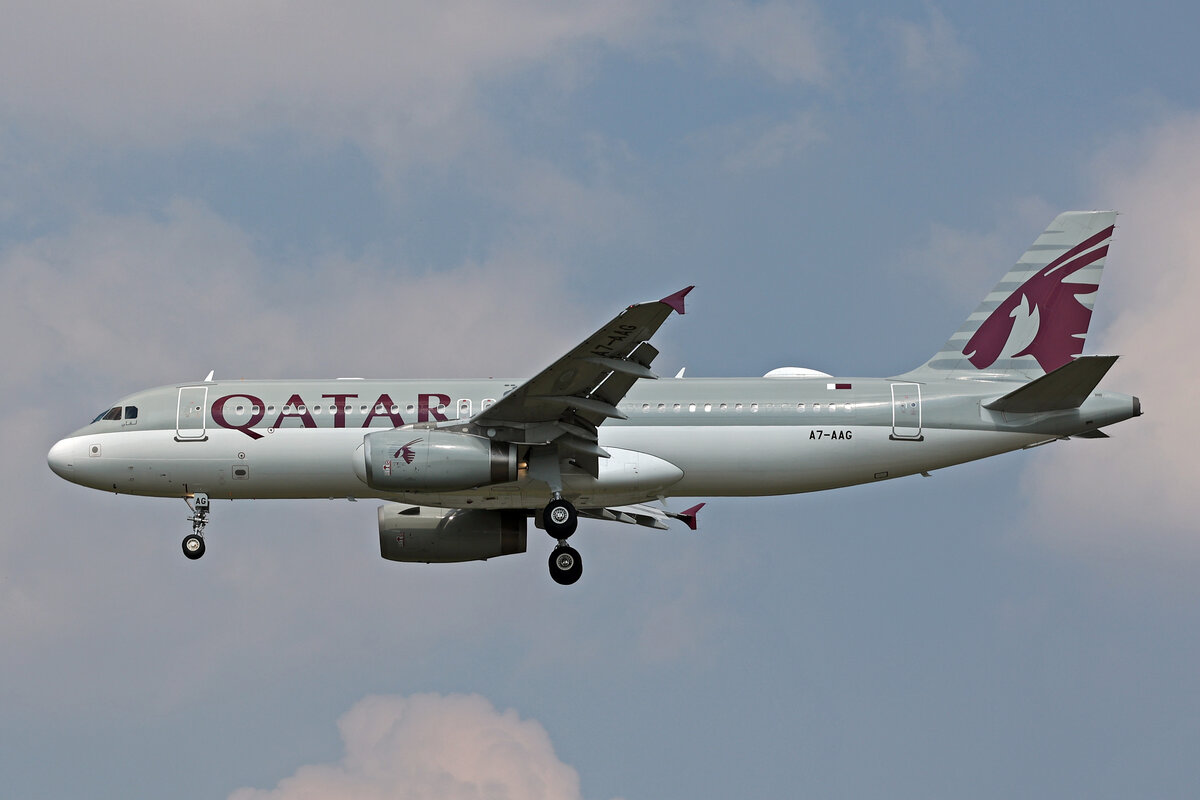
[
  {"xmin": 549, "ymin": 546, "xmax": 582, "ymax": 585},
  {"xmin": 543, "ymin": 497, "xmax": 577, "ymax": 539},
  {"xmin": 182, "ymin": 534, "xmax": 206, "ymax": 560}
]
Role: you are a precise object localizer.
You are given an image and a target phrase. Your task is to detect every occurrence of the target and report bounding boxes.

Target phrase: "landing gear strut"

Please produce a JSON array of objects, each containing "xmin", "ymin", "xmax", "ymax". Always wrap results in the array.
[
  {"xmin": 182, "ymin": 493, "xmax": 209, "ymax": 560},
  {"xmin": 542, "ymin": 495, "xmax": 582, "ymax": 584}
]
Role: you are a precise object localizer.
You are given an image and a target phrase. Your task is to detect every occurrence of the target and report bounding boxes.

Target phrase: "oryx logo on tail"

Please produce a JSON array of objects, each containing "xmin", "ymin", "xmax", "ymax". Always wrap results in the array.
[
  {"xmin": 393, "ymin": 439, "xmax": 421, "ymax": 465},
  {"xmin": 962, "ymin": 224, "xmax": 1114, "ymax": 372}
]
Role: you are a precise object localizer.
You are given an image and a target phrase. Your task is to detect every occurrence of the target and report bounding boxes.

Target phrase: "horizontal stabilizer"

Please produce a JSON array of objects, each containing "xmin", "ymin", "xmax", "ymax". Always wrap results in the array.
[
  {"xmin": 983, "ymin": 355, "xmax": 1118, "ymax": 413},
  {"xmin": 1074, "ymin": 429, "xmax": 1110, "ymax": 439}
]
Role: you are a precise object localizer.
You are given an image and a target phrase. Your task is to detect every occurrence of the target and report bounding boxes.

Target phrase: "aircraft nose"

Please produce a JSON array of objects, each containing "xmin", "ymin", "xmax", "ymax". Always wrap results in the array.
[{"xmin": 47, "ymin": 438, "xmax": 78, "ymax": 479}]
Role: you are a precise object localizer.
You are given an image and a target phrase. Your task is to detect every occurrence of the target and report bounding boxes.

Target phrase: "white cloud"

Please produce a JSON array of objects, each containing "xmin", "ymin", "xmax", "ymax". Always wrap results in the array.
[
  {"xmin": 905, "ymin": 196, "xmax": 1057, "ymax": 307},
  {"xmin": 684, "ymin": 0, "xmax": 832, "ymax": 86},
  {"xmin": 0, "ymin": 2, "xmax": 645, "ymax": 160},
  {"xmin": 228, "ymin": 693, "xmax": 593, "ymax": 800},
  {"xmin": 713, "ymin": 112, "xmax": 825, "ymax": 173},
  {"xmin": 0, "ymin": 1, "xmax": 832, "ymax": 166},
  {"xmin": 1017, "ymin": 115, "xmax": 1200, "ymax": 563},
  {"xmin": 882, "ymin": 5, "xmax": 972, "ymax": 90},
  {"xmin": 0, "ymin": 199, "xmax": 586, "ymax": 697},
  {"xmin": 0, "ymin": 198, "xmax": 580, "ymax": 388}
]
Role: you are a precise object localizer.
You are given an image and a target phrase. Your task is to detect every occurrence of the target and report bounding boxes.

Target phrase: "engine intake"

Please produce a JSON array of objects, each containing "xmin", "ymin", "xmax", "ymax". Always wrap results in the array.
[
  {"xmin": 355, "ymin": 429, "xmax": 517, "ymax": 491},
  {"xmin": 378, "ymin": 504, "xmax": 527, "ymax": 563}
]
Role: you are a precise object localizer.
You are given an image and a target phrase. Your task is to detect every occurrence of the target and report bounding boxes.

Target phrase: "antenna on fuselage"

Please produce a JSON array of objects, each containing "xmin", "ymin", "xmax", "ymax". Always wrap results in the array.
[{"xmin": 203, "ymin": 370, "xmax": 215, "ymax": 382}]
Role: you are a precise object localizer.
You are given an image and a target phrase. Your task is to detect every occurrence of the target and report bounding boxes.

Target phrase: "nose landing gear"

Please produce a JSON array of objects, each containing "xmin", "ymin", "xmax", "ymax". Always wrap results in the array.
[{"xmin": 182, "ymin": 493, "xmax": 209, "ymax": 560}]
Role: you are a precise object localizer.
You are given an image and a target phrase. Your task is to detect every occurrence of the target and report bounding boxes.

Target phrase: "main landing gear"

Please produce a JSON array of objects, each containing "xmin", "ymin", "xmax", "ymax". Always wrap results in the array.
[
  {"xmin": 182, "ymin": 492, "xmax": 209, "ymax": 560},
  {"xmin": 542, "ymin": 495, "xmax": 582, "ymax": 585}
]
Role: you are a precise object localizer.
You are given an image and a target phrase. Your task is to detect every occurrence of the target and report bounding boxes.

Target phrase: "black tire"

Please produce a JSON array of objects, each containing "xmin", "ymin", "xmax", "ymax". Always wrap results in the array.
[
  {"xmin": 549, "ymin": 546, "xmax": 583, "ymax": 585},
  {"xmin": 542, "ymin": 497, "xmax": 577, "ymax": 539},
  {"xmin": 182, "ymin": 534, "xmax": 206, "ymax": 560}
]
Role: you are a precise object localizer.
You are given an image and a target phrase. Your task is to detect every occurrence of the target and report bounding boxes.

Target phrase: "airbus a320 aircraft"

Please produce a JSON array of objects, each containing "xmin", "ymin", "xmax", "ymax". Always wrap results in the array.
[{"xmin": 48, "ymin": 212, "xmax": 1140, "ymax": 584}]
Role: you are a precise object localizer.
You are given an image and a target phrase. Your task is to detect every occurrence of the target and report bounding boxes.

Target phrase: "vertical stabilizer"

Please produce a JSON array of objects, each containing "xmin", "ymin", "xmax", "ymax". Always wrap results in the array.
[{"xmin": 904, "ymin": 211, "xmax": 1116, "ymax": 381}]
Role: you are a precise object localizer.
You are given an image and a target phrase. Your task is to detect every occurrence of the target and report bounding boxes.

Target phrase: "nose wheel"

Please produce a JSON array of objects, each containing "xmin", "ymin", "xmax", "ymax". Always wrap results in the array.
[
  {"xmin": 182, "ymin": 493, "xmax": 209, "ymax": 561},
  {"xmin": 182, "ymin": 533, "xmax": 205, "ymax": 559}
]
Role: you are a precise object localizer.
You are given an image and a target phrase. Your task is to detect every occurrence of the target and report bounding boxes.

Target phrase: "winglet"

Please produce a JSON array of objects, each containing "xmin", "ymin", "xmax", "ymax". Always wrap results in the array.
[
  {"xmin": 677, "ymin": 502, "xmax": 705, "ymax": 531},
  {"xmin": 660, "ymin": 285, "xmax": 694, "ymax": 315}
]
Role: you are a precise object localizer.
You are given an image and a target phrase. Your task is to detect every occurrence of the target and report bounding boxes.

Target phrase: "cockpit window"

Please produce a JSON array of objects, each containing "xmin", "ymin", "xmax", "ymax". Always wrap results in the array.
[
  {"xmin": 124, "ymin": 406, "xmax": 138, "ymax": 420},
  {"xmin": 93, "ymin": 407, "xmax": 122, "ymax": 423}
]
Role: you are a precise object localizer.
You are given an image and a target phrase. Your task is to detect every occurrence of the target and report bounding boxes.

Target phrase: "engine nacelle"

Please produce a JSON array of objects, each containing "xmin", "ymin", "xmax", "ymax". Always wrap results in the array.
[
  {"xmin": 354, "ymin": 429, "xmax": 517, "ymax": 491},
  {"xmin": 378, "ymin": 504, "xmax": 527, "ymax": 563}
]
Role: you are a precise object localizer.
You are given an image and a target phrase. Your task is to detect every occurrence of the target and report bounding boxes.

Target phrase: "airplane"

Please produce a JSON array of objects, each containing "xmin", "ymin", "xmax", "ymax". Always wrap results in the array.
[{"xmin": 47, "ymin": 211, "xmax": 1140, "ymax": 585}]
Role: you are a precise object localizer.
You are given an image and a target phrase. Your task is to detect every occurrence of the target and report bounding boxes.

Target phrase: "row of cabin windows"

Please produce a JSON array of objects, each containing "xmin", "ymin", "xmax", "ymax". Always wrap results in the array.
[
  {"xmin": 94, "ymin": 399, "xmax": 847, "ymax": 423},
  {"xmin": 224, "ymin": 400, "xmax": 498, "ymax": 417},
  {"xmin": 219, "ymin": 400, "xmax": 851, "ymax": 417},
  {"xmin": 636, "ymin": 401, "xmax": 853, "ymax": 413}
]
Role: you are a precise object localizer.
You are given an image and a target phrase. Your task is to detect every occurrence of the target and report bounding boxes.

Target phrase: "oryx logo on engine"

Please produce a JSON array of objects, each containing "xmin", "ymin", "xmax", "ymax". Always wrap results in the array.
[{"xmin": 393, "ymin": 439, "xmax": 421, "ymax": 465}]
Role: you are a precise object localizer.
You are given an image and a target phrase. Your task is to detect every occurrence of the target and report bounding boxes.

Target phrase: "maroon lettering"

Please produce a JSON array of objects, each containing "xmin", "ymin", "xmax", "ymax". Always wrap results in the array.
[
  {"xmin": 273, "ymin": 393, "xmax": 317, "ymax": 429},
  {"xmin": 212, "ymin": 394, "xmax": 266, "ymax": 440},
  {"xmin": 322, "ymin": 393, "xmax": 359, "ymax": 429},
  {"xmin": 418, "ymin": 393, "xmax": 451, "ymax": 423},
  {"xmin": 363, "ymin": 393, "xmax": 405, "ymax": 428}
]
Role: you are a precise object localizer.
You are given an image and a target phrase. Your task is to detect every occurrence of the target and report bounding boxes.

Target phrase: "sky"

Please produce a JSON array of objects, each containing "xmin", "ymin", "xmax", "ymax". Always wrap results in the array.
[{"xmin": 2, "ymin": 1, "xmax": 1199, "ymax": 797}]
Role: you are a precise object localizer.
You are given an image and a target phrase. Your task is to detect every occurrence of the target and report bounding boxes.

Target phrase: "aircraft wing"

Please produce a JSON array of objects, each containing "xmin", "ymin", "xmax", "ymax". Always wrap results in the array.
[{"xmin": 468, "ymin": 286, "xmax": 692, "ymax": 475}]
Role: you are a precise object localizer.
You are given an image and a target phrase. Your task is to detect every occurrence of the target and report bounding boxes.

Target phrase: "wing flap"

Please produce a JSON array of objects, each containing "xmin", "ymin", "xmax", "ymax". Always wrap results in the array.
[{"xmin": 579, "ymin": 502, "xmax": 705, "ymax": 531}]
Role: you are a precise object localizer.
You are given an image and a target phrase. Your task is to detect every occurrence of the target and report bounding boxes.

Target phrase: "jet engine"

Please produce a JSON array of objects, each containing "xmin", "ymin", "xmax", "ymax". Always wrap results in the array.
[
  {"xmin": 354, "ymin": 429, "xmax": 517, "ymax": 491},
  {"xmin": 377, "ymin": 504, "xmax": 527, "ymax": 563}
]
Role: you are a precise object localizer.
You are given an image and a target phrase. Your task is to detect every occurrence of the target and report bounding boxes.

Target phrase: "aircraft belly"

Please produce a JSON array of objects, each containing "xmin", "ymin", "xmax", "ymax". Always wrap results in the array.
[{"xmin": 601, "ymin": 425, "xmax": 1046, "ymax": 496}]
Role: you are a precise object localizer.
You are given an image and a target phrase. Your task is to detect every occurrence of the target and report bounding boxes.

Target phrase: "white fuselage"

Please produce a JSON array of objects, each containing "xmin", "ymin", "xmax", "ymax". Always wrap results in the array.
[{"xmin": 46, "ymin": 375, "xmax": 1127, "ymax": 512}]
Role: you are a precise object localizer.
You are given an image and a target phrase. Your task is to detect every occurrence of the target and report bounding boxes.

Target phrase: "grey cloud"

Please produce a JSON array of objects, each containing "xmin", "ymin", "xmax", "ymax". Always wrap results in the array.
[
  {"xmin": 881, "ymin": 5, "xmax": 973, "ymax": 91},
  {"xmin": 0, "ymin": 1, "xmax": 831, "ymax": 162}
]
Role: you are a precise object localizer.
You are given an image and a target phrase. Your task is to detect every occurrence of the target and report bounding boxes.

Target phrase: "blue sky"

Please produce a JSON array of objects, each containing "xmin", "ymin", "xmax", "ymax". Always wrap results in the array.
[{"xmin": 3, "ymin": 2, "xmax": 1199, "ymax": 798}]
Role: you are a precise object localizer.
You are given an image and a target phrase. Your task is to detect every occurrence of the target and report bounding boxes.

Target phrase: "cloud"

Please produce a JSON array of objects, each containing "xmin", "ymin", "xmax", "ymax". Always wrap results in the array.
[
  {"xmin": 0, "ymin": 199, "xmax": 584, "ymax": 697},
  {"xmin": 228, "ymin": 693, "xmax": 593, "ymax": 800},
  {"xmin": 882, "ymin": 5, "xmax": 973, "ymax": 90},
  {"xmin": 0, "ymin": 198, "xmax": 580, "ymax": 389},
  {"xmin": 0, "ymin": 1, "xmax": 832, "ymax": 167},
  {"xmin": 683, "ymin": 0, "xmax": 832, "ymax": 86},
  {"xmin": 0, "ymin": 2, "xmax": 643, "ymax": 159},
  {"xmin": 695, "ymin": 111, "xmax": 825, "ymax": 173},
  {"xmin": 904, "ymin": 196, "xmax": 1057, "ymax": 307},
  {"xmin": 1016, "ymin": 115, "xmax": 1200, "ymax": 563}
]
